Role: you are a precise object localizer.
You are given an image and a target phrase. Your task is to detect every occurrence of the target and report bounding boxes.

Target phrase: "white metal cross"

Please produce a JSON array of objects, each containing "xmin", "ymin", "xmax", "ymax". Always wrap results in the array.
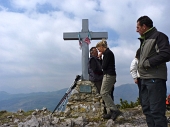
[{"xmin": 63, "ymin": 19, "xmax": 108, "ymax": 80}]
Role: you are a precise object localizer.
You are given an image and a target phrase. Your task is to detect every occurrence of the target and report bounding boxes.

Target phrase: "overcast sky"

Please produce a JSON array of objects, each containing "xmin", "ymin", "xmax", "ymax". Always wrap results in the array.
[{"xmin": 0, "ymin": 0, "xmax": 170, "ymax": 94}]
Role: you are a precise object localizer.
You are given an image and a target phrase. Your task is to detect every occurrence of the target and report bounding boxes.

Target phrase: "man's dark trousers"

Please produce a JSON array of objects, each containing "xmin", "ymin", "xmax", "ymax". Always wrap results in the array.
[{"xmin": 141, "ymin": 79, "xmax": 167, "ymax": 127}]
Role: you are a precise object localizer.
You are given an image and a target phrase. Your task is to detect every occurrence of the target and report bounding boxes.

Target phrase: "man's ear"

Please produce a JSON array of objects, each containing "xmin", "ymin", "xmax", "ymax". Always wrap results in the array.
[{"xmin": 143, "ymin": 24, "xmax": 147, "ymax": 30}]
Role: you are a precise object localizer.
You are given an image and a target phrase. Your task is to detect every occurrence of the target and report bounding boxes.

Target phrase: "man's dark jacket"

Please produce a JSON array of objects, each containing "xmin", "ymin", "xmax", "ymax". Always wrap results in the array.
[
  {"xmin": 138, "ymin": 27, "xmax": 170, "ymax": 80},
  {"xmin": 88, "ymin": 56, "xmax": 103, "ymax": 82}
]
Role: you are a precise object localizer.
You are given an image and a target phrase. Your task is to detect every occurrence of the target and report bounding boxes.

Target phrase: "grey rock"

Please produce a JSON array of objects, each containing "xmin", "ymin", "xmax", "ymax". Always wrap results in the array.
[{"xmin": 106, "ymin": 119, "xmax": 115, "ymax": 127}]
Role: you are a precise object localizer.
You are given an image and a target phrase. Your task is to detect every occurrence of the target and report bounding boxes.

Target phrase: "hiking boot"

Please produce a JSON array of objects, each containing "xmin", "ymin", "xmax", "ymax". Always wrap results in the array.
[
  {"xmin": 102, "ymin": 113, "xmax": 111, "ymax": 119},
  {"xmin": 111, "ymin": 110, "xmax": 122, "ymax": 120}
]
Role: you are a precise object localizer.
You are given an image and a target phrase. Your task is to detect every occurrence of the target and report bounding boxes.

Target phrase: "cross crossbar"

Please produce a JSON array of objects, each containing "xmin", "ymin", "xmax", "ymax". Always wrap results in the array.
[{"xmin": 63, "ymin": 32, "xmax": 108, "ymax": 40}]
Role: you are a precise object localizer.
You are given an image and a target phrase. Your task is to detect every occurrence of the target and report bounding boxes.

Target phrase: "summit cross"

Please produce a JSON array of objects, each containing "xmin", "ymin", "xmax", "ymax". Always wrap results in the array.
[{"xmin": 63, "ymin": 19, "xmax": 108, "ymax": 80}]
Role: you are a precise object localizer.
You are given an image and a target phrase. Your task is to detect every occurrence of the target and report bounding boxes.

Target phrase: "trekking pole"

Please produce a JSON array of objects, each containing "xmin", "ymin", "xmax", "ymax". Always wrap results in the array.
[
  {"xmin": 51, "ymin": 75, "xmax": 81, "ymax": 115},
  {"xmin": 55, "ymin": 90, "xmax": 71, "ymax": 112}
]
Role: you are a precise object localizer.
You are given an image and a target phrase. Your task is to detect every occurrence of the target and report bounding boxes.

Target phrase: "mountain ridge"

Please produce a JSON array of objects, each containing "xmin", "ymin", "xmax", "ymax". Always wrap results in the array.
[{"xmin": 0, "ymin": 84, "xmax": 169, "ymax": 112}]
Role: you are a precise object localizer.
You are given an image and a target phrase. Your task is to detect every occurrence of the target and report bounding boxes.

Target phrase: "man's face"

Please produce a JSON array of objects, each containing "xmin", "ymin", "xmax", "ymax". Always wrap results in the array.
[
  {"xmin": 136, "ymin": 21, "xmax": 147, "ymax": 36},
  {"xmin": 91, "ymin": 48, "xmax": 98, "ymax": 57}
]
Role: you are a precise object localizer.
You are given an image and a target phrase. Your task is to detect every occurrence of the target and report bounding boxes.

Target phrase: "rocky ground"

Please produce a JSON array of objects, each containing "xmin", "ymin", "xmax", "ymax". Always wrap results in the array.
[{"xmin": 0, "ymin": 106, "xmax": 170, "ymax": 127}]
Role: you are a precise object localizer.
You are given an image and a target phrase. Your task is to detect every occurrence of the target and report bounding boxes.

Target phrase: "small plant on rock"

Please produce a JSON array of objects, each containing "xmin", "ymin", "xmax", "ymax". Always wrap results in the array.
[{"xmin": 119, "ymin": 98, "xmax": 140, "ymax": 109}]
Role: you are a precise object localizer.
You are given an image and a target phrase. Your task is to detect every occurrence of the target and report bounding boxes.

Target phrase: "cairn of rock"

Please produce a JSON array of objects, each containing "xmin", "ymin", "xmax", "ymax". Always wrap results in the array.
[{"xmin": 63, "ymin": 80, "xmax": 104, "ymax": 121}]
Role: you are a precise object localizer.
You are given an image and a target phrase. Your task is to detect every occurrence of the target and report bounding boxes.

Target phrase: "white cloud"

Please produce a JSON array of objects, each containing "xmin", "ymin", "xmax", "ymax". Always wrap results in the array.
[{"xmin": 0, "ymin": 0, "xmax": 170, "ymax": 93}]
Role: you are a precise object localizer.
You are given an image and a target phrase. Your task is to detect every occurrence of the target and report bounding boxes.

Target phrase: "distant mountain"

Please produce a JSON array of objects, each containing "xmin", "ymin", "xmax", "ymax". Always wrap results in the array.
[
  {"xmin": 114, "ymin": 84, "xmax": 139, "ymax": 104},
  {"xmin": 0, "ymin": 91, "xmax": 11, "ymax": 101},
  {"xmin": 114, "ymin": 83, "xmax": 170, "ymax": 104},
  {"xmin": 0, "ymin": 88, "xmax": 67, "ymax": 112},
  {"xmin": 0, "ymin": 83, "xmax": 169, "ymax": 112},
  {"xmin": 167, "ymin": 84, "xmax": 170, "ymax": 95}
]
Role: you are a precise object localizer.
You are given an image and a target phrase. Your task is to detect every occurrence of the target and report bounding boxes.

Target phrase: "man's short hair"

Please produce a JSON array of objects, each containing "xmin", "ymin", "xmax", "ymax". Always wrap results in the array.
[
  {"xmin": 137, "ymin": 16, "xmax": 153, "ymax": 28},
  {"xmin": 90, "ymin": 47, "xmax": 96, "ymax": 54}
]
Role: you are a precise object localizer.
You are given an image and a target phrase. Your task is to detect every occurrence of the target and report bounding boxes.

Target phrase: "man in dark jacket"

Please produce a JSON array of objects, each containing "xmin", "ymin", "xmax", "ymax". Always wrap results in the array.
[
  {"xmin": 136, "ymin": 15, "xmax": 170, "ymax": 127},
  {"xmin": 88, "ymin": 47, "xmax": 103, "ymax": 93}
]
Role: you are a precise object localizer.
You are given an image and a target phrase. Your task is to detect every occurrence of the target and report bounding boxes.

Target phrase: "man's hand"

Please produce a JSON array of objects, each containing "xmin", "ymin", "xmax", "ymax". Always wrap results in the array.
[
  {"xmin": 98, "ymin": 52, "xmax": 102, "ymax": 59},
  {"xmin": 143, "ymin": 59, "xmax": 151, "ymax": 69},
  {"xmin": 134, "ymin": 78, "xmax": 138, "ymax": 84}
]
